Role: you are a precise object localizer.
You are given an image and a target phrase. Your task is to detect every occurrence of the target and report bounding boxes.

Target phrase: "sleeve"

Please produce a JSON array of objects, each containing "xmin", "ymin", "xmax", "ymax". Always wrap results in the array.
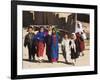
[
  {"xmin": 34, "ymin": 32, "xmax": 39, "ymax": 40},
  {"xmin": 70, "ymin": 40, "xmax": 75, "ymax": 49},
  {"xmin": 44, "ymin": 32, "xmax": 47, "ymax": 37},
  {"xmin": 32, "ymin": 34, "xmax": 36, "ymax": 40},
  {"xmin": 57, "ymin": 33, "xmax": 60, "ymax": 41},
  {"xmin": 61, "ymin": 39, "xmax": 64, "ymax": 46},
  {"xmin": 61, "ymin": 39, "xmax": 64, "ymax": 52},
  {"xmin": 74, "ymin": 44, "xmax": 76, "ymax": 52},
  {"xmin": 54, "ymin": 33, "xmax": 59, "ymax": 44},
  {"xmin": 72, "ymin": 41, "xmax": 76, "ymax": 52}
]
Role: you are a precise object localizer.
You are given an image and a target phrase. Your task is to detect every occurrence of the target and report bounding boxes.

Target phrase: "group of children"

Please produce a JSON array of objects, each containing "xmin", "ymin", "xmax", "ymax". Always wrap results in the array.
[
  {"xmin": 24, "ymin": 26, "xmax": 59, "ymax": 63},
  {"xmin": 24, "ymin": 25, "xmax": 85, "ymax": 66},
  {"xmin": 61, "ymin": 32, "xmax": 85, "ymax": 65}
]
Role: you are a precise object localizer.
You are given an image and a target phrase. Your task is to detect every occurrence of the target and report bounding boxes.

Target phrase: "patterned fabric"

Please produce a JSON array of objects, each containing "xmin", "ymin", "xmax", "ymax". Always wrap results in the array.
[
  {"xmin": 35, "ymin": 32, "xmax": 46, "ymax": 57},
  {"xmin": 37, "ymin": 41, "xmax": 45, "ymax": 57}
]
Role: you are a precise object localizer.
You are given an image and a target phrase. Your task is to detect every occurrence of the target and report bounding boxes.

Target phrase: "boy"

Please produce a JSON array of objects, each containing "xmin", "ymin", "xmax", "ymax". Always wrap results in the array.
[{"xmin": 24, "ymin": 26, "xmax": 36, "ymax": 61}]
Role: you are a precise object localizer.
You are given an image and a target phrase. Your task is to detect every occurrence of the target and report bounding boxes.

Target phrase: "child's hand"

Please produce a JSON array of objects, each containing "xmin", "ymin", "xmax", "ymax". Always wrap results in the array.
[{"xmin": 37, "ymin": 37, "xmax": 40, "ymax": 40}]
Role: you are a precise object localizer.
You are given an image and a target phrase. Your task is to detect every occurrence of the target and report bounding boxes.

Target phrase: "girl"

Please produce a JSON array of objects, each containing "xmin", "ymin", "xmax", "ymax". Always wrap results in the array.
[
  {"xmin": 76, "ymin": 32, "xmax": 85, "ymax": 56},
  {"xmin": 75, "ymin": 21, "xmax": 85, "ymax": 56},
  {"xmin": 45, "ymin": 26, "xmax": 52, "ymax": 62},
  {"xmin": 51, "ymin": 28, "xmax": 59, "ymax": 63},
  {"xmin": 61, "ymin": 33, "xmax": 71, "ymax": 64},
  {"xmin": 70, "ymin": 33, "xmax": 80, "ymax": 65},
  {"xmin": 35, "ymin": 27, "xmax": 46, "ymax": 63}
]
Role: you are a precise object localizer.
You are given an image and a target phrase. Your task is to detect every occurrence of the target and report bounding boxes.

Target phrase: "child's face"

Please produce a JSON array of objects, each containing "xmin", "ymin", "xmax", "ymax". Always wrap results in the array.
[
  {"xmin": 77, "ymin": 24, "xmax": 80, "ymax": 28},
  {"xmin": 48, "ymin": 26, "xmax": 52, "ymax": 31},
  {"xmin": 64, "ymin": 34, "xmax": 68, "ymax": 39},
  {"xmin": 52, "ymin": 30, "xmax": 56, "ymax": 34},
  {"xmin": 72, "ymin": 34, "xmax": 76, "ymax": 39},
  {"xmin": 40, "ymin": 28, "xmax": 44, "ymax": 32},
  {"xmin": 28, "ymin": 28, "xmax": 33, "ymax": 33}
]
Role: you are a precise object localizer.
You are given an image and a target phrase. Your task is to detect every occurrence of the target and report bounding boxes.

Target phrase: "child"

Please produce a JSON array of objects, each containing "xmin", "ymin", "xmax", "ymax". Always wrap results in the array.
[
  {"xmin": 24, "ymin": 26, "xmax": 36, "ymax": 61},
  {"xmin": 61, "ymin": 33, "xmax": 71, "ymax": 64},
  {"xmin": 75, "ymin": 21, "xmax": 85, "ymax": 56},
  {"xmin": 45, "ymin": 26, "xmax": 52, "ymax": 62},
  {"xmin": 35, "ymin": 27, "xmax": 46, "ymax": 63},
  {"xmin": 70, "ymin": 33, "xmax": 80, "ymax": 65},
  {"xmin": 75, "ymin": 32, "xmax": 85, "ymax": 56},
  {"xmin": 51, "ymin": 28, "xmax": 59, "ymax": 63}
]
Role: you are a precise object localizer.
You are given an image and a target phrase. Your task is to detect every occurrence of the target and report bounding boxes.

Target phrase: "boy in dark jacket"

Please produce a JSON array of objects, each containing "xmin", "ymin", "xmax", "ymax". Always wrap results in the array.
[{"xmin": 24, "ymin": 26, "xmax": 36, "ymax": 61}]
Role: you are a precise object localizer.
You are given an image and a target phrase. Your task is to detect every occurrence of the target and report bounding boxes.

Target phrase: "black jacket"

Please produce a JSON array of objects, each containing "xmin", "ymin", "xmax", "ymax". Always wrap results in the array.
[{"xmin": 24, "ymin": 33, "xmax": 35, "ymax": 48}]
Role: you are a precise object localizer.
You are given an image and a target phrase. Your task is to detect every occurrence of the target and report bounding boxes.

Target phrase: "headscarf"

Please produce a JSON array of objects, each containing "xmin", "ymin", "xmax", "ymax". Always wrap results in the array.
[{"xmin": 75, "ymin": 21, "xmax": 83, "ymax": 34}]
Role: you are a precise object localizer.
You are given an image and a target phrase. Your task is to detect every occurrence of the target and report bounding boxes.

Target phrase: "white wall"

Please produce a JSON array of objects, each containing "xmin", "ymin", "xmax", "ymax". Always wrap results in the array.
[{"xmin": 0, "ymin": 0, "xmax": 99, "ymax": 80}]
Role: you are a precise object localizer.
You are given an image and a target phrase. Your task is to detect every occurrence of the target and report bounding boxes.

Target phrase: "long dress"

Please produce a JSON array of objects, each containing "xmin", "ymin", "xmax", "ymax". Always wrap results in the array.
[
  {"xmin": 75, "ymin": 21, "xmax": 85, "ymax": 52},
  {"xmin": 76, "ymin": 32, "xmax": 85, "ymax": 52},
  {"xmin": 35, "ymin": 32, "xmax": 45, "ymax": 57},
  {"xmin": 45, "ymin": 31, "xmax": 52, "ymax": 62},
  {"xmin": 51, "ymin": 33, "xmax": 59, "ymax": 62}
]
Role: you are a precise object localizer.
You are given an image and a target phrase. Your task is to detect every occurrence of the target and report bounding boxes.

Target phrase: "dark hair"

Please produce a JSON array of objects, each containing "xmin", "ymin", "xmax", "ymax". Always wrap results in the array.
[
  {"xmin": 27, "ymin": 26, "xmax": 33, "ymax": 32},
  {"xmin": 52, "ymin": 28, "xmax": 56, "ymax": 34},
  {"xmin": 52, "ymin": 28, "xmax": 56, "ymax": 31},
  {"xmin": 49, "ymin": 25, "xmax": 52, "ymax": 27},
  {"xmin": 64, "ymin": 32, "xmax": 71, "ymax": 38},
  {"xmin": 64, "ymin": 32, "xmax": 68, "ymax": 35},
  {"xmin": 64, "ymin": 32, "xmax": 70, "ymax": 39},
  {"xmin": 28, "ymin": 26, "xmax": 33, "ymax": 30},
  {"xmin": 70, "ymin": 33, "xmax": 76, "ymax": 39},
  {"xmin": 70, "ymin": 34, "xmax": 74, "ymax": 39}
]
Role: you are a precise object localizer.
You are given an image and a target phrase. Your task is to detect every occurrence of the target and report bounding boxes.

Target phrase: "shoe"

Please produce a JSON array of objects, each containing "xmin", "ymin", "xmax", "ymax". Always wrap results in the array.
[
  {"xmin": 74, "ymin": 59, "xmax": 76, "ymax": 62},
  {"xmin": 82, "ymin": 53, "xmax": 84, "ymax": 56},
  {"xmin": 38, "ymin": 59, "xmax": 42, "ymax": 63},
  {"xmin": 72, "ymin": 63, "xmax": 75, "ymax": 66},
  {"xmin": 65, "ymin": 60, "xmax": 69, "ymax": 64}
]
